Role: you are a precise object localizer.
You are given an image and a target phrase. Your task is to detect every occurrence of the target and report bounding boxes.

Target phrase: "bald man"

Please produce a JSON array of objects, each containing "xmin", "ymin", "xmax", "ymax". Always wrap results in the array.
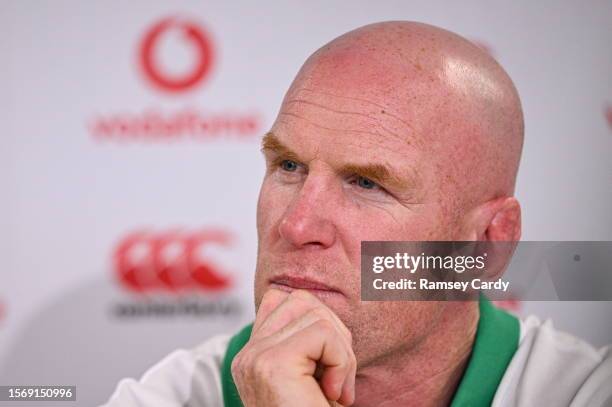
[{"xmin": 102, "ymin": 22, "xmax": 612, "ymax": 407}]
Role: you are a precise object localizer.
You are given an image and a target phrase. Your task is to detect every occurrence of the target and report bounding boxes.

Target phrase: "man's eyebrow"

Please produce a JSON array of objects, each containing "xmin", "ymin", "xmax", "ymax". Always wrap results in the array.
[
  {"xmin": 261, "ymin": 131, "xmax": 416, "ymax": 191},
  {"xmin": 339, "ymin": 163, "xmax": 414, "ymax": 191},
  {"xmin": 261, "ymin": 132, "xmax": 301, "ymax": 162}
]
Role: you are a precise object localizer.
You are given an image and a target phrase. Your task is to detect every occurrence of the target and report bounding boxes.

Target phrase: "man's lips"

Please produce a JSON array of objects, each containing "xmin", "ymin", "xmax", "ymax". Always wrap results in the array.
[{"xmin": 268, "ymin": 275, "xmax": 344, "ymax": 296}]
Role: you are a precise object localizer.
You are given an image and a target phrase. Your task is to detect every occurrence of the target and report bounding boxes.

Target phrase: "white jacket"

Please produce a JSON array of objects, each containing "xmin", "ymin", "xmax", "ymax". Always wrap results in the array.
[{"xmin": 101, "ymin": 300, "xmax": 612, "ymax": 407}]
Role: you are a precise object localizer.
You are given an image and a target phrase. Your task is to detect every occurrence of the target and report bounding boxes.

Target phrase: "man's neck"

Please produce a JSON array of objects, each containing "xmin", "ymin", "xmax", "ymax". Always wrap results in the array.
[{"xmin": 352, "ymin": 303, "xmax": 479, "ymax": 407}]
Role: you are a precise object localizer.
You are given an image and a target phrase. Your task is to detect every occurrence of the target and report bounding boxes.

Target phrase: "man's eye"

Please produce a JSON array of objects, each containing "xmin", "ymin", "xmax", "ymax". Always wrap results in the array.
[
  {"xmin": 357, "ymin": 176, "xmax": 378, "ymax": 190},
  {"xmin": 280, "ymin": 159, "xmax": 299, "ymax": 172}
]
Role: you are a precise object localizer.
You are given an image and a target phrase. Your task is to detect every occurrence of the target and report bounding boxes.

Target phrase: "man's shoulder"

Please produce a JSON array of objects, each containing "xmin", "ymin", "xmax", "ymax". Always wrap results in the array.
[
  {"xmin": 519, "ymin": 314, "xmax": 610, "ymax": 355},
  {"xmin": 192, "ymin": 332, "xmax": 233, "ymax": 364},
  {"xmin": 493, "ymin": 314, "xmax": 612, "ymax": 407},
  {"xmin": 101, "ymin": 333, "xmax": 232, "ymax": 407}
]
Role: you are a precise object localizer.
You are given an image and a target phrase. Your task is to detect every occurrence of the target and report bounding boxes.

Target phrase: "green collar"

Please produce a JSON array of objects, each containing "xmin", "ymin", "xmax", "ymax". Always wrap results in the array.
[
  {"xmin": 450, "ymin": 296, "xmax": 519, "ymax": 407},
  {"xmin": 221, "ymin": 323, "xmax": 253, "ymax": 407},
  {"xmin": 222, "ymin": 297, "xmax": 519, "ymax": 407}
]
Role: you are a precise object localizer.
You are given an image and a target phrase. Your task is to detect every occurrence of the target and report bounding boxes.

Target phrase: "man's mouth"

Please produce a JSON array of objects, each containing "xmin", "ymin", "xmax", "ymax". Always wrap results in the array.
[{"xmin": 268, "ymin": 275, "xmax": 344, "ymax": 297}]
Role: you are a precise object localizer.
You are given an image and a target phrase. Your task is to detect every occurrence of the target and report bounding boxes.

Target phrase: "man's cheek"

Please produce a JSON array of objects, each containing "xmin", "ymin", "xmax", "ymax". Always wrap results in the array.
[
  {"xmin": 257, "ymin": 181, "xmax": 291, "ymax": 237},
  {"xmin": 336, "ymin": 207, "xmax": 399, "ymax": 240}
]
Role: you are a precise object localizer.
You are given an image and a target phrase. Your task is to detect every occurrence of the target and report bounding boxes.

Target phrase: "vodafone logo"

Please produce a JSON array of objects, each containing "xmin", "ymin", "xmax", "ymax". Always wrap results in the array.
[
  {"xmin": 139, "ymin": 17, "xmax": 214, "ymax": 93},
  {"xmin": 114, "ymin": 229, "xmax": 233, "ymax": 293},
  {"xmin": 87, "ymin": 15, "xmax": 262, "ymax": 142}
]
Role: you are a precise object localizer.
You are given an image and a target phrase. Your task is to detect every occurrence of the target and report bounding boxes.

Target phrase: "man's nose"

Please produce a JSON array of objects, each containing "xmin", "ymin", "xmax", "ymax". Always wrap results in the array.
[{"xmin": 278, "ymin": 177, "xmax": 336, "ymax": 249}]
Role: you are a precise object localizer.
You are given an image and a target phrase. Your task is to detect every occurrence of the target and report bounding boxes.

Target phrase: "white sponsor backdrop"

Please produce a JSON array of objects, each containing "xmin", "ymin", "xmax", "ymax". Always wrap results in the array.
[{"xmin": 1, "ymin": 1, "xmax": 611, "ymax": 406}]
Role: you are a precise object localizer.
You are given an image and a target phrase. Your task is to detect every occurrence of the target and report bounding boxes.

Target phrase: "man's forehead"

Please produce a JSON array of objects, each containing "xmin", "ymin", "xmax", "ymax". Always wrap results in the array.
[{"xmin": 279, "ymin": 87, "xmax": 424, "ymax": 151}]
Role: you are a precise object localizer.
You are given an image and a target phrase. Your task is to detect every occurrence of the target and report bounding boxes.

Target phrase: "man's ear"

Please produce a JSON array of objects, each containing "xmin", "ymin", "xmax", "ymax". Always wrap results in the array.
[
  {"xmin": 457, "ymin": 197, "xmax": 522, "ymax": 283},
  {"xmin": 460, "ymin": 196, "xmax": 522, "ymax": 242}
]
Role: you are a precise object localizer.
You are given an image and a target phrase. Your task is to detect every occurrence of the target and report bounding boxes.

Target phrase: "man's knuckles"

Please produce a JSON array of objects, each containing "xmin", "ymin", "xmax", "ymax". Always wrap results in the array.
[
  {"xmin": 310, "ymin": 318, "xmax": 337, "ymax": 339},
  {"xmin": 251, "ymin": 348, "xmax": 283, "ymax": 379},
  {"xmin": 307, "ymin": 306, "xmax": 352, "ymax": 346},
  {"xmin": 233, "ymin": 345, "xmax": 287, "ymax": 384}
]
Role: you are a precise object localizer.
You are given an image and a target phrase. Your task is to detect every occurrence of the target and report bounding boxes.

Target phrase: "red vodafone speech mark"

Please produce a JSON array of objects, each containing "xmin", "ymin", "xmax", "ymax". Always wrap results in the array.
[
  {"xmin": 114, "ymin": 229, "xmax": 232, "ymax": 293},
  {"xmin": 139, "ymin": 17, "xmax": 214, "ymax": 92}
]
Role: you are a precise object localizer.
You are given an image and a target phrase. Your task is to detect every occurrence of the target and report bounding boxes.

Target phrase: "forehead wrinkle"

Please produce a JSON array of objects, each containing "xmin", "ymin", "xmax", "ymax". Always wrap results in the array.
[
  {"xmin": 283, "ymin": 97, "xmax": 418, "ymax": 150},
  {"xmin": 287, "ymin": 87, "xmax": 421, "ymax": 147},
  {"xmin": 280, "ymin": 99, "xmax": 421, "ymax": 151},
  {"xmin": 285, "ymin": 98, "xmax": 376, "ymax": 121},
  {"xmin": 272, "ymin": 113, "xmax": 396, "ymax": 166},
  {"xmin": 277, "ymin": 112, "xmax": 385, "ymax": 139},
  {"xmin": 292, "ymin": 87, "xmax": 416, "ymax": 134}
]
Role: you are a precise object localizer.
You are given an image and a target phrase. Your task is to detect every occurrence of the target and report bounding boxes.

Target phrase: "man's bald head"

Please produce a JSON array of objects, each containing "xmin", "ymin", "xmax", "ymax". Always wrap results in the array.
[{"xmin": 280, "ymin": 21, "xmax": 524, "ymax": 226}]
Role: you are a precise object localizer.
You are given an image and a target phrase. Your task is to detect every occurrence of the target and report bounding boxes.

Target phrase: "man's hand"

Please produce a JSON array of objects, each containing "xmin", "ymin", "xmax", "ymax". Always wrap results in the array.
[{"xmin": 231, "ymin": 289, "xmax": 356, "ymax": 407}]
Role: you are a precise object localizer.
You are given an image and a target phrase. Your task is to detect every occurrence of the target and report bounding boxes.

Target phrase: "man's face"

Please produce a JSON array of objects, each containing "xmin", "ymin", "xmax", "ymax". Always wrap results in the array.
[{"xmin": 253, "ymin": 78, "xmax": 463, "ymax": 366}]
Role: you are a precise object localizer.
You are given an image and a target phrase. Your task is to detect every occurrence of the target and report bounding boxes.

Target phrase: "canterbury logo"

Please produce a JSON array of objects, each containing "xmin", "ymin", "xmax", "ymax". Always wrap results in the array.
[{"xmin": 114, "ymin": 229, "xmax": 232, "ymax": 292}]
